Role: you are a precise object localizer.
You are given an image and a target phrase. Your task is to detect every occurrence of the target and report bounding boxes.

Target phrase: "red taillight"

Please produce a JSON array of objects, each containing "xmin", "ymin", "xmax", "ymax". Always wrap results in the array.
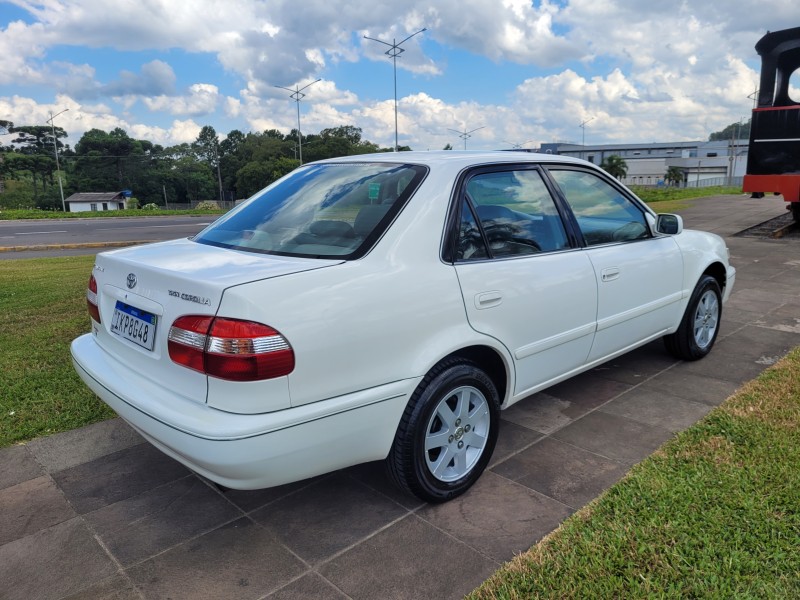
[
  {"xmin": 87, "ymin": 275, "xmax": 101, "ymax": 323},
  {"xmin": 168, "ymin": 316, "xmax": 213, "ymax": 373},
  {"xmin": 168, "ymin": 316, "xmax": 294, "ymax": 381}
]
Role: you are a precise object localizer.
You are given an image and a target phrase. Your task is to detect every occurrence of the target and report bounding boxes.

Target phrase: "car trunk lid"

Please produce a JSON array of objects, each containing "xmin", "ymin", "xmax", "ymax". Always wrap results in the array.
[{"xmin": 90, "ymin": 238, "xmax": 341, "ymax": 407}]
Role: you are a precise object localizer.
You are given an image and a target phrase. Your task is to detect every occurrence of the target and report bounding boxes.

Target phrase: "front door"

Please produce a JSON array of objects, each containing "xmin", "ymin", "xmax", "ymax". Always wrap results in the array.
[
  {"xmin": 546, "ymin": 168, "xmax": 683, "ymax": 361},
  {"xmin": 452, "ymin": 166, "xmax": 598, "ymax": 397}
]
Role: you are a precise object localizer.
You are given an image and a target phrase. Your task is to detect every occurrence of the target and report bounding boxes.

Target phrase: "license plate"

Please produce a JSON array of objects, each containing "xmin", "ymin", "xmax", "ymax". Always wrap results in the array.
[{"xmin": 110, "ymin": 301, "xmax": 157, "ymax": 351}]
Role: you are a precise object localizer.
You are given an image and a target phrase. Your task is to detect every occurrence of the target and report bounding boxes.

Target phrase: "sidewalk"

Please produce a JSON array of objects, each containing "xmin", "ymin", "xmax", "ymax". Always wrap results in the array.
[{"xmin": 2, "ymin": 194, "xmax": 799, "ymax": 600}]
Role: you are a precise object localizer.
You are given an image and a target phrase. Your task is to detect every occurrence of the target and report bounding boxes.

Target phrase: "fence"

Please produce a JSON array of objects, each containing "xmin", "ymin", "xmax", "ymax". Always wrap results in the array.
[
  {"xmin": 685, "ymin": 176, "xmax": 743, "ymax": 188},
  {"xmin": 632, "ymin": 176, "xmax": 744, "ymax": 190},
  {"xmin": 164, "ymin": 200, "xmax": 239, "ymax": 211}
]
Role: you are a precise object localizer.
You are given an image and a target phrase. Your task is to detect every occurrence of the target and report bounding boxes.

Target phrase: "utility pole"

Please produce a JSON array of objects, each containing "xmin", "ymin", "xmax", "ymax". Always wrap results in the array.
[
  {"xmin": 213, "ymin": 145, "xmax": 223, "ymax": 202},
  {"xmin": 46, "ymin": 108, "xmax": 69, "ymax": 212},
  {"xmin": 275, "ymin": 79, "xmax": 321, "ymax": 164},
  {"xmin": 579, "ymin": 116, "xmax": 594, "ymax": 159},
  {"xmin": 447, "ymin": 126, "xmax": 485, "ymax": 150},
  {"xmin": 364, "ymin": 28, "xmax": 426, "ymax": 152}
]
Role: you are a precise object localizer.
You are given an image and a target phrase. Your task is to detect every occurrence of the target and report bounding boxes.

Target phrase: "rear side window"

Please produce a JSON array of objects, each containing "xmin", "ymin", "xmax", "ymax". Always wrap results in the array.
[
  {"xmin": 194, "ymin": 162, "xmax": 427, "ymax": 259},
  {"xmin": 548, "ymin": 169, "xmax": 649, "ymax": 245},
  {"xmin": 456, "ymin": 168, "xmax": 569, "ymax": 260}
]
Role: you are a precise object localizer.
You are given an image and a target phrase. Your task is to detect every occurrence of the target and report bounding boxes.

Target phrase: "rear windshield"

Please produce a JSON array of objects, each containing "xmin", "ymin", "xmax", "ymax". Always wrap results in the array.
[{"xmin": 194, "ymin": 162, "xmax": 427, "ymax": 259}]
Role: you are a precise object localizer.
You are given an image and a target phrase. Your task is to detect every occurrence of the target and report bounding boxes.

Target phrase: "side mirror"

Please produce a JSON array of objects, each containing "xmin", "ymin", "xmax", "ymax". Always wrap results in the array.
[{"xmin": 656, "ymin": 213, "xmax": 683, "ymax": 235}]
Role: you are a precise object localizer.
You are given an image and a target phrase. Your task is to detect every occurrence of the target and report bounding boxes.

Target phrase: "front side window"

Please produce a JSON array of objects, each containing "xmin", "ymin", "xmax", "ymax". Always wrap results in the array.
[
  {"xmin": 456, "ymin": 168, "xmax": 568, "ymax": 260},
  {"xmin": 548, "ymin": 169, "xmax": 649, "ymax": 246},
  {"xmin": 194, "ymin": 162, "xmax": 427, "ymax": 259}
]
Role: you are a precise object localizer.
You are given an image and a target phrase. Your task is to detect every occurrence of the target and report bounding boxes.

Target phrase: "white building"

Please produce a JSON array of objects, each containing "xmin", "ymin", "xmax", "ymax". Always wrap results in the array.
[
  {"xmin": 64, "ymin": 192, "xmax": 128, "ymax": 212},
  {"xmin": 539, "ymin": 140, "xmax": 749, "ymax": 187}
]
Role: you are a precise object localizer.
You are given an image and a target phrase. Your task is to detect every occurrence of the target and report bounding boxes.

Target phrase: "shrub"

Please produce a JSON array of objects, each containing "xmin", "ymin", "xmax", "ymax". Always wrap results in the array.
[
  {"xmin": 126, "ymin": 197, "xmax": 139, "ymax": 209},
  {"xmin": 195, "ymin": 200, "xmax": 220, "ymax": 210},
  {"xmin": 141, "ymin": 203, "xmax": 160, "ymax": 210}
]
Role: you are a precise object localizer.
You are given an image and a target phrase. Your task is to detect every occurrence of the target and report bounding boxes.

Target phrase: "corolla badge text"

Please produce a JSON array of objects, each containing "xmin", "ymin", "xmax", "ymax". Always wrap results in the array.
[{"xmin": 169, "ymin": 289, "xmax": 211, "ymax": 306}]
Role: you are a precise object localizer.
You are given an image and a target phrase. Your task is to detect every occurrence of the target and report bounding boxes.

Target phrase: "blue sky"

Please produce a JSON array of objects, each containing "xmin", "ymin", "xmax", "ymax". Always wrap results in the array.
[{"xmin": 1, "ymin": 0, "xmax": 797, "ymax": 150}]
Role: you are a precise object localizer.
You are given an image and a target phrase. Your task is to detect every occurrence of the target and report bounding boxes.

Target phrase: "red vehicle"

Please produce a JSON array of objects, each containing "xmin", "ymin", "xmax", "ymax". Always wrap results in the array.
[{"xmin": 742, "ymin": 26, "xmax": 800, "ymax": 222}]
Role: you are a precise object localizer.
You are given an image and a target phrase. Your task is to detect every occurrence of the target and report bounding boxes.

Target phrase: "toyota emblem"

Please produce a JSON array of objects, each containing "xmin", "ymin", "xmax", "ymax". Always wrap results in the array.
[{"xmin": 126, "ymin": 273, "xmax": 137, "ymax": 289}]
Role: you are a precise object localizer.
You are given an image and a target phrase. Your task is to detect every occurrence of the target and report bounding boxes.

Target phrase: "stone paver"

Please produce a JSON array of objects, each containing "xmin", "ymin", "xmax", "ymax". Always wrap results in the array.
[{"xmin": 2, "ymin": 193, "xmax": 799, "ymax": 599}]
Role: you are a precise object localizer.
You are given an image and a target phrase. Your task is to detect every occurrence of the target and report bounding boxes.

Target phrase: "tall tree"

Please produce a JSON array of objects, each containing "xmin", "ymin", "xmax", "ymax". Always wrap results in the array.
[
  {"xmin": 600, "ymin": 155, "xmax": 628, "ymax": 180},
  {"xmin": 665, "ymin": 166, "xmax": 684, "ymax": 187},
  {"xmin": 709, "ymin": 119, "xmax": 751, "ymax": 141},
  {"xmin": 193, "ymin": 125, "xmax": 222, "ymax": 201}
]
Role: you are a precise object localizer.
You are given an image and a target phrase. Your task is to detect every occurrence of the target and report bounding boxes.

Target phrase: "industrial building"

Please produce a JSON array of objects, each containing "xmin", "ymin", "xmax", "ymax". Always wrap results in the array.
[{"xmin": 539, "ymin": 139, "xmax": 748, "ymax": 187}]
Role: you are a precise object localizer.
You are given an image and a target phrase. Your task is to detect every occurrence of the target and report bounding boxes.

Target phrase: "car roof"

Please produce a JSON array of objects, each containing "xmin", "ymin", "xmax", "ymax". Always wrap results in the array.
[{"xmin": 316, "ymin": 150, "xmax": 593, "ymax": 169}]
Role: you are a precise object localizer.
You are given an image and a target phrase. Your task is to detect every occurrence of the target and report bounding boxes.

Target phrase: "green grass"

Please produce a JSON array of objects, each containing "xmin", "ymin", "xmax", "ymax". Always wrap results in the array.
[
  {"xmin": 0, "ymin": 208, "xmax": 225, "ymax": 220},
  {"xmin": 0, "ymin": 256, "xmax": 115, "ymax": 446},
  {"xmin": 470, "ymin": 347, "xmax": 800, "ymax": 599},
  {"xmin": 633, "ymin": 185, "xmax": 744, "ymax": 213}
]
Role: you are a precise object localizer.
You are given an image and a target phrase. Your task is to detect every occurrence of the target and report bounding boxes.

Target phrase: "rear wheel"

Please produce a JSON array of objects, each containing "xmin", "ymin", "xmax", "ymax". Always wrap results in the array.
[
  {"xmin": 663, "ymin": 274, "xmax": 722, "ymax": 361},
  {"xmin": 386, "ymin": 358, "xmax": 500, "ymax": 503}
]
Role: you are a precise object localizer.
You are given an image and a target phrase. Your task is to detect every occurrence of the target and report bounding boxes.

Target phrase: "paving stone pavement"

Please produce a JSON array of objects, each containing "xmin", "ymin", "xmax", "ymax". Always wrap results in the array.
[{"xmin": 2, "ymin": 194, "xmax": 799, "ymax": 600}]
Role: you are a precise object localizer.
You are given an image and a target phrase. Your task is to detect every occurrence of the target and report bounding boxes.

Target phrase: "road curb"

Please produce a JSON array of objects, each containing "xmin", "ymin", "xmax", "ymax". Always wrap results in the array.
[{"xmin": 0, "ymin": 240, "xmax": 156, "ymax": 253}]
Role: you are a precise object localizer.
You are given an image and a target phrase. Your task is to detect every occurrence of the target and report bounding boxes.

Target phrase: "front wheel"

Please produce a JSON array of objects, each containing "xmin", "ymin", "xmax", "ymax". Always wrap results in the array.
[
  {"xmin": 386, "ymin": 359, "xmax": 500, "ymax": 503},
  {"xmin": 663, "ymin": 274, "xmax": 722, "ymax": 361}
]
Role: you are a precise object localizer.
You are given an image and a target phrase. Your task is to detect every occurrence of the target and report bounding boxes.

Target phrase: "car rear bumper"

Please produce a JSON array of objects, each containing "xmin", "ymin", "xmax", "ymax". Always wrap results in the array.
[{"xmin": 71, "ymin": 334, "xmax": 416, "ymax": 489}]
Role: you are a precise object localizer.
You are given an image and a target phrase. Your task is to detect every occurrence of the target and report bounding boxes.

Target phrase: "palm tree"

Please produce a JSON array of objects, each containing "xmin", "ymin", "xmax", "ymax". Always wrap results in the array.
[
  {"xmin": 665, "ymin": 166, "xmax": 684, "ymax": 187},
  {"xmin": 600, "ymin": 155, "xmax": 628, "ymax": 180}
]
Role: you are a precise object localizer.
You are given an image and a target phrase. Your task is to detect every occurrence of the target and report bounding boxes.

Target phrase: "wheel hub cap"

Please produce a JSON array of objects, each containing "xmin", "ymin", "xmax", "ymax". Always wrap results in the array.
[
  {"xmin": 693, "ymin": 289, "xmax": 719, "ymax": 349},
  {"xmin": 424, "ymin": 385, "xmax": 490, "ymax": 483}
]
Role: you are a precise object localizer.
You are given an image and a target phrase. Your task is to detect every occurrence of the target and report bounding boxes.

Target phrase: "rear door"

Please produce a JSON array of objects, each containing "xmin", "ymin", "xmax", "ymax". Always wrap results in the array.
[
  {"xmin": 451, "ymin": 165, "xmax": 598, "ymax": 397},
  {"xmin": 546, "ymin": 167, "xmax": 683, "ymax": 361}
]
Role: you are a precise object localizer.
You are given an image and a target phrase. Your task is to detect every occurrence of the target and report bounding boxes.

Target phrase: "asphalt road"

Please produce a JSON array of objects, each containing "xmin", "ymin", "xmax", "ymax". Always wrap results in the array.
[{"xmin": 0, "ymin": 216, "xmax": 214, "ymax": 252}]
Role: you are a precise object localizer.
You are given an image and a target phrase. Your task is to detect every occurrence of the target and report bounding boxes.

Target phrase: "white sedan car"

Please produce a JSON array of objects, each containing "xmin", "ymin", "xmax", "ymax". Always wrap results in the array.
[{"xmin": 72, "ymin": 152, "xmax": 735, "ymax": 503}]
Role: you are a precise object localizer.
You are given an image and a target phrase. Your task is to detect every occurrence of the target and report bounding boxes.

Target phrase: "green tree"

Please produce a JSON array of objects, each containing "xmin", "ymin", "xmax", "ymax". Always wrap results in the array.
[
  {"xmin": 665, "ymin": 166, "xmax": 684, "ymax": 187},
  {"xmin": 5, "ymin": 124, "xmax": 65, "ymax": 203},
  {"xmin": 73, "ymin": 128, "xmax": 141, "ymax": 189},
  {"xmin": 235, "ymin": 161, "xmax": 273, "ymax": 198},
  {"xmin": 269, "ymin": 156, "xmax": 300, "ymax": 182},
  {"xmin": 709, "ymin": 119, "xmax": 751, "ymax": 141},
  {"xmin": 172, "ymin": 156, "xmax": 215, "ymax": 203},
  {"xmin": 219, "ymin": 129, "xmax": 246, "ymax": 196},
  {"xmin": 193, "ymin": 125, "xmax": 222, "ymax": 201},
  {"xmin": 600, "ymin": 155, "xmax": 628, "ymax": 180}
]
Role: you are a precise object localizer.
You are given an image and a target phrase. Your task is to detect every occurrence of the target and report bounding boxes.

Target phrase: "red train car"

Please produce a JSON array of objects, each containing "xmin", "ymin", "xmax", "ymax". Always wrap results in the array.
[{"xmin": 742, "ymin": 26, "xmax": 800, "ymax": 222}]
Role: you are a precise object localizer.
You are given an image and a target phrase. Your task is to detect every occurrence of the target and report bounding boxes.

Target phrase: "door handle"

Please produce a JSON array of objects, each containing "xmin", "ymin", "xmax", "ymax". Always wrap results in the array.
[
  {"xmin": 601, "ymin": 267, "xmax": 620, "ymax": 282},
  {"xmin": 475, "ymin": 291, "xmax": 503, "ymax": 309}
]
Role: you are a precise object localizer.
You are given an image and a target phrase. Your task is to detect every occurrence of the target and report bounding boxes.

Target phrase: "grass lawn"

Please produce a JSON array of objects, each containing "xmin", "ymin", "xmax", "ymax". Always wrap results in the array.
[
  {"xmin": 0, "ymin": 208, "xmax": 225, "ymax": 220},
  {"xmin": 470, "ymin": 347, "xmax": 800, "ymax": 599},
  {"xmin": 631, "ymin": 185, "xmax": 745, "ymax": 213},
  {"xmin": 0, "ymin": 256, "xmax": 114, "ymax": 447}
]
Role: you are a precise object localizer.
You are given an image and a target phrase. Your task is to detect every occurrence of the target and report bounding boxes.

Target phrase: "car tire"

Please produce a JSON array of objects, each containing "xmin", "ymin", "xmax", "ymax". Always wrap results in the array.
[
  {"xmin": 663, "ymin": 274, "xmax": 722, "ymax": 361},
  {"xmin": 386, "ymin": 358, "xmax": 500, "ymax": 503}
]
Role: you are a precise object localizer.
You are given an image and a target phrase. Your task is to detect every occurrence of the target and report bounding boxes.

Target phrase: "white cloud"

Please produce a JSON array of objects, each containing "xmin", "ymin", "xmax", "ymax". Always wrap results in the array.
[
  {"xmin": 0, "ymin": 20, "xmax": 48, "ymax": 84},
  {"xmin": 143, "ymin": 84, "xmax": 220, "ymax": 116},
  {"xmin": 1, "ymin": 0, "xmax": 788, "ymax": 151}
]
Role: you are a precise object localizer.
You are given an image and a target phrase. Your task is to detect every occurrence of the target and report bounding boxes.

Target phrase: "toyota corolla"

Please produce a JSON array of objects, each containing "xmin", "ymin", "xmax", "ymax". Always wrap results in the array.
[{"xmin": 71, "ymin": 152, "xmax": 735, "ymax": 503}]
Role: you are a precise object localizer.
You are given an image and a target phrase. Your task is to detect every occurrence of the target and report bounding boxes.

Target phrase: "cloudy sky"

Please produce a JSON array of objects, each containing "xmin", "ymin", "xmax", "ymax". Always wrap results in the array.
[{"xmin": 1, "ymin": 0, "xmax": 797, "ymax": 151}]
